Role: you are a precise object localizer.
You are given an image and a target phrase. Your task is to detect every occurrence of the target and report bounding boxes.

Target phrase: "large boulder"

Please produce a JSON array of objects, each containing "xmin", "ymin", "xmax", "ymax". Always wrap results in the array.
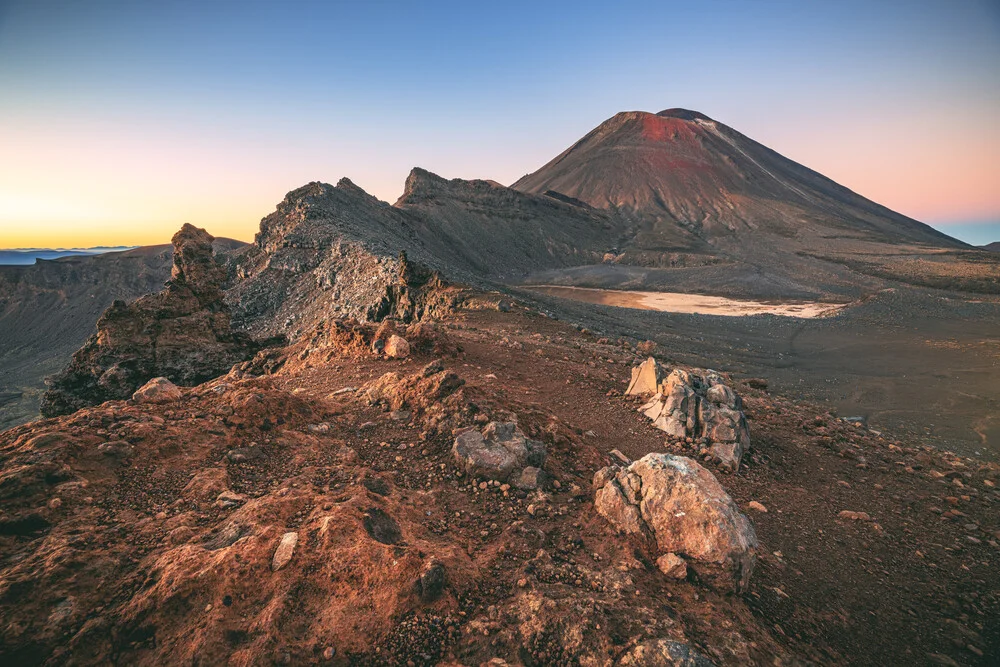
[
  {"xmin": 594, "ymin": 453, "xmax": 757, "ymax": 592},
  {"xmin": 384, "ymin": 334, "xmax": 410, "ymax": 359},
  {"xmin": 633, "ymin": 362, "xmax": 751, "ymax": 471},
  {"xmin": 452, "ymin": 422, "xmax": 546, "ymax": 482}
]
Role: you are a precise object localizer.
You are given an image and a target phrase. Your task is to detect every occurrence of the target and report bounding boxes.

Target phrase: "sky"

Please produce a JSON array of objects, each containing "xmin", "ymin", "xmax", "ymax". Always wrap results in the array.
[{"xmin": 0, "ymin": 0, "xmax": 998, "ymax": 248}]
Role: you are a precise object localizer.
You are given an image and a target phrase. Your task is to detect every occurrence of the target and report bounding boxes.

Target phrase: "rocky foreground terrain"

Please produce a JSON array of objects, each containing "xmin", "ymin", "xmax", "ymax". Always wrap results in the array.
[{"xmin": 1, "ymin": 297, "xmax": 997, "ymax": 665}]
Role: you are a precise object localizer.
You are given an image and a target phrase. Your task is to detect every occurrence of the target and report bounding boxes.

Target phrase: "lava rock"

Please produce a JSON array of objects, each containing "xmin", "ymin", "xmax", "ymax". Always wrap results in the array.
[{"xmin": 595, "ymin": 453, "xmax": 758, "ymax": 592}]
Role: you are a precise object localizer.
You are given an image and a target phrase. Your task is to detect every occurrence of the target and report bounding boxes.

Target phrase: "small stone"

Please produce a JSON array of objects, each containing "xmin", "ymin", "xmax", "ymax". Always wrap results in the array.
[
  {"xmin": 609, "ymin": 449, "xmax": 631, "ymax": 465},
  {"xmin": 215, "ymin": 490, "xmax": 247, "ymax": 508},
  {"xmin": 838, "ymin": 510, "xmax": 871, "ymax": 521},
  {"xmin": 415, "ymin": 561, "xmax": 446, "ymax": 602},
  {"xmin": 384, "ymin": 335, "xmax": 410, "ymax": 359},
  {"xmin": 271, "ymin": 532, "xmax": 298, "ymax": 571},
  {"xmin": 747, "ymin": 501, "xmax": 767, "ymax": 513},
  {"xmin": 322, "ymin": 647, "xmax": 335, "ymax": 661},
  {"xmin": 656, "ymin": 553, "xmax": 688, "ymax": 579},
  {"xmin": 47, "ymin": 497, "xmax": 63, "ymax": 510},
  {"xmin": 514, "ymin": 467, "xmax": 545, "ymax": 491}
]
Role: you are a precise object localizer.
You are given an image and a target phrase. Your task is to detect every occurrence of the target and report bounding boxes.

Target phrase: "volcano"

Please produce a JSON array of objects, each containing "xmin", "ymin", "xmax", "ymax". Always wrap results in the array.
[
  {"xmin": 510, "ymin": 109, "xmax": 979, "ymax": 297},
  {"xmin": 514, "ymin": 109, "xmax": 963, "ymax": 259}
]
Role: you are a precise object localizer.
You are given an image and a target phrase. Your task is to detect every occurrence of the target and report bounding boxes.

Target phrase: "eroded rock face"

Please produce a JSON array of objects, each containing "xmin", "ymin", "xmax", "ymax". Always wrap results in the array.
[
  {"xmin": 227, "ymin": 181, "xmax": 460, "ymax": 340},
  {"xmin": 633, "ymin": 361, "xmax": 751, "ymax": 471},
  {"xmin": 40, "ymin": 225, "xmax": 258, "ymax": 417},
  {"xmin": 594, "ymin": 453, "xmax": 758, "ymax": 592},
  {"xmin": 452, "ymin": 422, "xmax": 546, "ymax": 482}
]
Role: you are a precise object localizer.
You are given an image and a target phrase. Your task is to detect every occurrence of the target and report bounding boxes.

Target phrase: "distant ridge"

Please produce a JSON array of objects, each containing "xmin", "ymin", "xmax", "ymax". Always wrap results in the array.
[{"xmin": 0, "ymin": 246, "xmax": 135, "ymax": 265}]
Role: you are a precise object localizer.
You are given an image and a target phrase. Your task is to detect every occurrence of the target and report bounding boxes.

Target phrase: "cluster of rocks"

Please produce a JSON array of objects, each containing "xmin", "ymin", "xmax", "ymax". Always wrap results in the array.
[
  {"xmin": 452, "ymin": 422, "xmax": 548, "ymax": 490},
  {"xmin": 627, "ymin": 357, "xmax": 750, "ymax": 471},
  {"xmin": 40, "ymin": 225, "xmax": 258, "ymax": 417},
  {"xmin": 360, "ymin": 360, "xmax": 467, "ymax": 436},
  {"xmin": 594, "ymin": 452, "xmax": 758, "ymax": 593}
]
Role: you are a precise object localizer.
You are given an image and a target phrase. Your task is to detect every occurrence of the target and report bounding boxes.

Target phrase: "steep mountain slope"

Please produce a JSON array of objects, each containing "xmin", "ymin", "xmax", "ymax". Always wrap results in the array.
[
  {"xmin": 393, "ymin": 168, "xmax": 615, "ymax": 281},
  {"xmin": 514, "ymin": 108, "xmax": 963, "ymax": 252},
  {"xmin": 0, "ymin": 239, "xmax": 245, "ymax": 428},
  {"xmin": 227, "ymin": 172, "xmax": 620, "ymax": 339}
]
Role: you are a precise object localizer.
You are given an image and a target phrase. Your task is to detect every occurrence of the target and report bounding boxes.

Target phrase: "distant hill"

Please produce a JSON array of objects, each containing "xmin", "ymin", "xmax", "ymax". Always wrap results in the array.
[
  {"xmin": 0, "ymin": 246, "xmax": 135, "ymax": 265},
  {"xmin": 982, "ymin": 241, "xmax": 1000, "ymax": 252}
]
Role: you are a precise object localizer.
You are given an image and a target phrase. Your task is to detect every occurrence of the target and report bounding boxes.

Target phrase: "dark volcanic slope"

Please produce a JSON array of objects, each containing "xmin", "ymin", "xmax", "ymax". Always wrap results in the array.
[
  {"xmin": 513, "ymin": 109, "xmax": 964, "ymax": 253},
  {"xmin": 227, "ymin": 172, "xmax": 619, "ymax": 339},
  {"xmin": 0, "ymin": 239, "xmax": 245, "ymax": 428},
  {"xmin": 394, "ymin": 168, "xmax": 615, "ymax": 281}
]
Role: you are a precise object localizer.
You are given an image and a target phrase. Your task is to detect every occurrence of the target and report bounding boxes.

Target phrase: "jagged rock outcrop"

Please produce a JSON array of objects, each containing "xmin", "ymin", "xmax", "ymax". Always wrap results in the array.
[
  {"xmin": 39, "ymin": 225, "xmax": 257, "ymax": 417},
  {"xmin": 227, "ymin": 180, "xmax": 461, "ymax": 340},
  {"xmin": 629, "ymin": 358, "xmax": 751, "ymax": 471},
  {"xmin": 0, "ymin": 237, "xmax": 245, "ymax": 429},
  {"xmin": 225, "ymin": 171, "xmax": 625, "ymax": 341},
  {"xmin": 594, "ymin": 453, "xmax": 758, "ymax": 593}
]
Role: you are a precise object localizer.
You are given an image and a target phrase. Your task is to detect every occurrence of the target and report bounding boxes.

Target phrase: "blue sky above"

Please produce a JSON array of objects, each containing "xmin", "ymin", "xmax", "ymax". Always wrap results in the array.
[{"xmin": 0, "ymin": 0, "xmax": 997, "ymax": 246}]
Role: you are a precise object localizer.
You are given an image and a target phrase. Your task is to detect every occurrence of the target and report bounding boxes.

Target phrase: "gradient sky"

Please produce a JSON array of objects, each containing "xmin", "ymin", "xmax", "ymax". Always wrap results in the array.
[{"xmin": 1, "ymin": 0, "xmax": 998, "ymax": 248}]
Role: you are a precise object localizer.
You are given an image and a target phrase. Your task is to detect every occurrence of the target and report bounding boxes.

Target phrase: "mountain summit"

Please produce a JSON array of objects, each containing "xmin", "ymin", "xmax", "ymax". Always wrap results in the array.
[{"xmin": 513, "ymin": 109, "xmax": 962, "ymax": 255}]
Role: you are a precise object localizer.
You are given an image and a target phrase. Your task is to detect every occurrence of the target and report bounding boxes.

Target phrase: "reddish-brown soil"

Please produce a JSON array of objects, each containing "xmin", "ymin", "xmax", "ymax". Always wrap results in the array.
[{"xmin": 0, "ymin": 302, "xmax": 996, "ymax": 665}]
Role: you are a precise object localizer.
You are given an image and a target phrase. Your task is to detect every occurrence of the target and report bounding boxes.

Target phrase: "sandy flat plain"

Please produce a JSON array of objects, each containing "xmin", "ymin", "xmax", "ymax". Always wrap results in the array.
[{"xmin": 527, "ymin": 285, "xmax": 847, "ymax": 318}]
